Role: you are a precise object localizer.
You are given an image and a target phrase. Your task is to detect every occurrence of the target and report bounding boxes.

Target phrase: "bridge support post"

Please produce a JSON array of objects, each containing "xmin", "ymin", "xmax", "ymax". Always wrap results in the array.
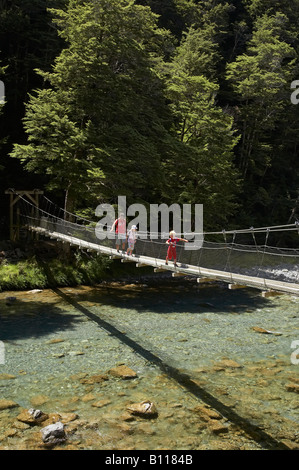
[{"xmin": 5, "ymin": 189, "xmax": 44, "ymax": 241}]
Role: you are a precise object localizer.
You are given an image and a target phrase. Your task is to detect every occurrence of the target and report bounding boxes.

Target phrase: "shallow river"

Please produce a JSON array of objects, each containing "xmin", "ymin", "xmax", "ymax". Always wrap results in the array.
[{"xmin": 0, "ymin": 276, "xmax": 298, "ymax": 450}]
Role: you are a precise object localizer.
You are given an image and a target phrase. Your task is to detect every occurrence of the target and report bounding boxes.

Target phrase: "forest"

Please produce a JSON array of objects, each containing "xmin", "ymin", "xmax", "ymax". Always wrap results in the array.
[{"xmin": 1, "ymin": 0, "xmax": 299, "ymax": 238}]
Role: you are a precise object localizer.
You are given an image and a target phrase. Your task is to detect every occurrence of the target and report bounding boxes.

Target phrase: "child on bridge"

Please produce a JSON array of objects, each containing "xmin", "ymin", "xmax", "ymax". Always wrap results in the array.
[
  {"xmin": 126, "ymin": 225, "xmax": 138, "ymax": 256},
  {"xmin": 165, "ymin": 230, "xmax": 189, "ymax": 267}
]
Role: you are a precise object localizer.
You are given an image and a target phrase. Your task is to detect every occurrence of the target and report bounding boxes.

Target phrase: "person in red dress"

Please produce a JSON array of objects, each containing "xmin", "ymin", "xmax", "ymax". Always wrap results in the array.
[{"xmin": 165, "ymin": 230, "xmax": 189, "ymax": 267}]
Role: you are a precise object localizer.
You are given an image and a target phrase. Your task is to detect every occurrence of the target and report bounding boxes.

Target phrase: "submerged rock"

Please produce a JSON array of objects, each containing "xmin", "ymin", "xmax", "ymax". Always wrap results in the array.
[
  {"xmin": 0, "ymin": 399, "xmax": 19, "ymax": 411},
  {"xmin": 193, "ymin": 405, "xmax": 222, "ymax": 421},
  {"xmin": 252, "ymin": 326, "xmax": 282, "ymax": 336},
  {"xmin": 209, "ymin": 421, "xmax": 229, "ymax": 435},
  {"xmin": 46, "ymin": 338, "xmax": 65, "ymax": 344},
  {"xmin": 80, "ymin": 373, "xmax": 109, "ymax": 385},
  {"xmin": 127, "ymin": 401, "xmax": 158, "ymax": 418},
  {"xmin": 92, "ymin": 399, "xmax": 111, "ymax": 408},
  {"xmin": 30, "ymin": 395, "xmax": 49, "ymax": 407},
  {"xmin": 286, "ymin": 383, "xmax": 299, "ymax": 394},
  {"xmin": 108, "ymin": 365, "xmax": 137, "ymax": 379},
  {"xmin": 0, "ymin": 374, "xmax": 16, "ymax": 380},
  {"xmin": 17, "ymin": 408, "xmax": 48, "ymax": 425},
  {"xmin": 213, "ymin": 359, "xmax": 243, "ymax": 371}
]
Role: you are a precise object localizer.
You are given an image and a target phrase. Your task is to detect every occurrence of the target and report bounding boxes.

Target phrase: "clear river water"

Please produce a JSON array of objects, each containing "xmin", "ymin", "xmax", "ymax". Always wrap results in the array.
[{"xmin": 0, "ymin": 276, "xmax": 298, "ymax": 450}]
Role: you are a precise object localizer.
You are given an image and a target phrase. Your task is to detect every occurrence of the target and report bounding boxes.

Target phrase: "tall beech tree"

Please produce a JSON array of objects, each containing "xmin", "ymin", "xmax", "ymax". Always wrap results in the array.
[
  {"xmin": 10, "ymin": 0, "xmax": 173, "ymax": 212},
  {"xmin": 162, "ymin": 24, "xmax": 240, "ymax": 229},
  {"xmin": 226, "ymin": 12, "xmax": 297, "ymax": 223}
]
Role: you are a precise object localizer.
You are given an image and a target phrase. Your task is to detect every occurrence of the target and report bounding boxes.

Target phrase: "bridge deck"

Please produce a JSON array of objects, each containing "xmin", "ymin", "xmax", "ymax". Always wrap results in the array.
[{"xmin": 28, "ymin": 225, "xmax": 299, "ymax": 296}]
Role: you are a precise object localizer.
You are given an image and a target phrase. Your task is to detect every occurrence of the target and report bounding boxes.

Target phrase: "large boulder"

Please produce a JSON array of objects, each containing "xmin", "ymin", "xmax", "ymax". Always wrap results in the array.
[{"xmin": 41, "ymin": 422, "xmax": 66, "ymax": 446}]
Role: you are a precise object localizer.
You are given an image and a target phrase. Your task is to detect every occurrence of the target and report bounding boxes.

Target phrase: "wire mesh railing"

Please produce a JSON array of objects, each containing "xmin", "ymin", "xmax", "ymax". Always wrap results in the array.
[{"xmin": 15, "ymin": 191, "xmax": 299, "ymax": 286}]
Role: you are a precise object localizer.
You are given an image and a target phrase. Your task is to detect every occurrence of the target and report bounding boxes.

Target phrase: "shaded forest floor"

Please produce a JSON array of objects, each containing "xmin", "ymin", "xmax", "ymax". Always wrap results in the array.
[{"xmin": 0, "ymin": 239, "xmax": 155, "ymax": 292}]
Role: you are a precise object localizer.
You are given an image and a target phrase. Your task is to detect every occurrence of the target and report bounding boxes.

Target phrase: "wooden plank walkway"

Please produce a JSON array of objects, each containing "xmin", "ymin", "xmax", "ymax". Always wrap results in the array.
[{"xmin": 28, "ymin": 225, "xmax": 299, "ymax": 296}]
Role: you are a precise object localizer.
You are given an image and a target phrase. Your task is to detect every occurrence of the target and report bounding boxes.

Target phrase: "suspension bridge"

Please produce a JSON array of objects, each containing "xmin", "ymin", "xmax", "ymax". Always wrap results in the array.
[{"xmin": 6, "ymin": 189, "xmax": 299, "ymax": 296}]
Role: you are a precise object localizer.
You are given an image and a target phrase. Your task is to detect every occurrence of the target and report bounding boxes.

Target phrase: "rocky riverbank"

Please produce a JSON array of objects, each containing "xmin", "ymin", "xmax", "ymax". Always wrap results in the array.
[{"xmin": 0, "ymin": 357, "xmax": 298, "ymax": 450}]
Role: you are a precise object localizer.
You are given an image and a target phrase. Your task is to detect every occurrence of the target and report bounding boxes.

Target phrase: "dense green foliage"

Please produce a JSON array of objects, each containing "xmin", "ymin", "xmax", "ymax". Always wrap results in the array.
[
  {"xmin": 0, "ymin": 250, "xmax": 112, "ymax": 291},
  {"xmin": 1, "ymin": 0, "xmax": 299, "ymax": 234}
]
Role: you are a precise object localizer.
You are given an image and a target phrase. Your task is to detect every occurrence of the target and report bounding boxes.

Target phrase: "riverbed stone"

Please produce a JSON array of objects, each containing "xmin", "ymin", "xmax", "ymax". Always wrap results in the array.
[
  {"xmin": 209, "ymin": 421, "xmax": 230, "ymax": 435},
  {"xmin": 120, "ymin": 412, "xmax": 135, "ymax": 422},
  {"xmin": 285, "ymin": 383, "xmax": 299, "ymax": 393},
  {"xmin": 13, "ymin": 420, "xmax": 30, "ymax": 430},
  {"xmin": 92, "ymin": 399, "xmax": 111, "ymax": 408},
  {"xmin": 46, "ymin": 338, "xmax": 65, "ymax": 344},
  {"xmin": 0, "ymin": 374, "xmax": 16, "ymax": 380},
  {"xmin": 0, "ymin": 399, "xmax": 19, "ymax": 410},
  {"xmin": 41, "ymin": 421, "xmax": 66, "ymax": 447},
  {"xmin": 80, "ymin": 373, "xmax": 109, "ymax": 385},
  {"xmin": 42, "ymin": 412, "xmax": 63, "ymax": 426},
  {"xmin": 0, "ymin": 428, "xmax": 18, "ymax": 441},
  {"xmin": 137, "ymin": 422, "xmax": 156, "ymax": 435},
  {"xmin": 127, "ymin": 401, "xmax": 158, "ymax": 418},
  {"xmin": 193, "ymin": 405, "xmax": 222, "ymax": 421},
  {"xmin": 59, "ymin": 412, "xmax": 79, "ymax": 423},
  {"xmin": 282, "ymin": 440, "xmax": 299, "ymax": 450},
  {"xmin": 38, "ymin": 411, "xmax": 78, "ymax": 428},
  {"xmin": 214, "ymin": 359, "xmax": 243, "ymax": 369},
  {"xmin": 108, "ymin": 365, "xmax": 137, "ymax": 379},
  {"xmin": 81, "ymin": 393, "xmax": 96, "ymax": 402},
  {"xmin": 30, "ymin": 395, "xmax": 49, "ymax": 407},
  {"xmin": 252, "ymin": 326, "xmax": 282, "ymax": 335},
  {"xmin": 287, "ymin": 375, "xmax": 299, "ymax": 384},
  {"xmin": 17, "ymin": 408, "xmax": 48, "ymax": 425},
  {"xmin": 69, "ymin": 372, "xmax": 88, "ymax": 381}
]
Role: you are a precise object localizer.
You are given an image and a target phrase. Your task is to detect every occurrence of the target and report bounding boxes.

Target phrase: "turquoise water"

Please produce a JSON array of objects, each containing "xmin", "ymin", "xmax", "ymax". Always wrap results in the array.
[{"xmin": 0, "ymin": 277, "xmax": 298, "ymax": 450}]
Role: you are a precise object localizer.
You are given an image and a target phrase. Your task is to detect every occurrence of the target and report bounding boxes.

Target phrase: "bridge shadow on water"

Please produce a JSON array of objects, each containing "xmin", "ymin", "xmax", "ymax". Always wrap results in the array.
[
  {"xmin": 49, "ymin": 284, "xmax": 287, "ymax": 450},
  {"xmin": 67, "ymin": 280, "xmax": 275, "ymax": 316},
  {"xmin": 0, "ymin": 279, "xmax": 274, "ymax": 342},
  {"xmin": 0, "ymin": 298, "xmax": 82, "ymax": 341}
]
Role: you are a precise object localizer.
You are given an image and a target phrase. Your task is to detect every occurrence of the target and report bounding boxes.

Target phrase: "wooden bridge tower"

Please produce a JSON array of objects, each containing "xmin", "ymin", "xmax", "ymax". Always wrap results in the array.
[{"xmin": 5, "ymin": 189, "xmax": 44, "ymax": 241}]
